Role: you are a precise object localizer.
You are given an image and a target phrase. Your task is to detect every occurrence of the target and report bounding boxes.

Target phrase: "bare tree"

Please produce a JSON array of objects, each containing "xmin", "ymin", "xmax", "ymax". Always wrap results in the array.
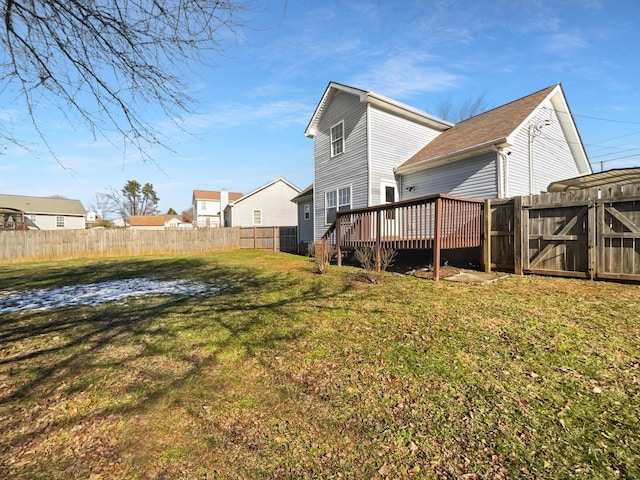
[
  {"xmin": 431, "ymin": 92, "xmax": 491, "ymax": 123},
  {"xmin": 0, "ymin": 0, "xmax": 252, "ymax": 160}
]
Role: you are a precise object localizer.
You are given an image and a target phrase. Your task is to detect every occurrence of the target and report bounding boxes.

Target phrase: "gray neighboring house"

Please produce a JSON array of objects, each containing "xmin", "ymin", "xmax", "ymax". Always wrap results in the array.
[
  {"xmin": 0, "ymin": 194, "xmax": 87, "ymax": 230},
  {"xmin": 224, "ymin": 177, "xmax": 301, "ymax": 227},
  {"xmin": 290, "ymin": 184, "xmax": 313, "ymax": 253},
  {"xmin": 305, "ymin": 82, "xmax": 592, "ymax": 242}
]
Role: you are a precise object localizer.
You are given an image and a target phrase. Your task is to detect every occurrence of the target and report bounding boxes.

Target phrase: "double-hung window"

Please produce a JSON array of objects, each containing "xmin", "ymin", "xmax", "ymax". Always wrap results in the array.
[
  {"xmin": 325, "ymin": 186, "xmax": 351, "ymax": 224},
  {"xmin": 303, "ymin": 204, "xmax": 311, "ymax": 220},
  {"xmin": 325, "ymin": 191, "xmax": 337, "ymax": 224},
  {"xmin": 330, "ymin": 121, "xmax": 344, "ymax": 157},
  {"xmin": 56, "ymin": 216, "xmax": 65, "ymax": 228},
  {"xmin": 253, "ymin": 209, "xmax": 262, "ymax": 225}
]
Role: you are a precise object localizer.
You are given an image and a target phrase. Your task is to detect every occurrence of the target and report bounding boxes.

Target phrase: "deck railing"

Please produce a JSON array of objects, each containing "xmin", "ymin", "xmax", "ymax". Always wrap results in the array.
[
  {"xmin": 322, "ymin": 193, "xmax": 484, "ymax": 280},
  {"xmin": 1, "ymin": 221, "xmax": 27, "ymax": 231}
]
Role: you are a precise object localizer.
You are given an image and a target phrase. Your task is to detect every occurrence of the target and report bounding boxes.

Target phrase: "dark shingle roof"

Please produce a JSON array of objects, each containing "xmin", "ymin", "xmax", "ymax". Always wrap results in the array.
[{"xmin": 399, "ymin": 84, "xmax": 558, "ymax": 170}]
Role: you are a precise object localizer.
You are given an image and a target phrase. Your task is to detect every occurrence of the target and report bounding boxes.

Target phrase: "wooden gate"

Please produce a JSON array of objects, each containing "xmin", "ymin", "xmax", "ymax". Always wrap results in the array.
[
  {"xmin": 523, "ymin": 192, "xmax": 595, "ymax": 278},
  {"xmin": 485, "ymin": 183, "xmax": 640, "ymax": 281},
  {"xmin": 598, "ymin": 188, "xmax": 640, "ymax": 280}
]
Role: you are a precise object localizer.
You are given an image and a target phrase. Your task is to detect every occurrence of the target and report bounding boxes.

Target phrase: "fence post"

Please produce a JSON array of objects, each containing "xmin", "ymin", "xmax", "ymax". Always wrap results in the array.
[
  {"xmin": 273, "ymin": 226, "xmax": 277, "ymax": 252},
  {"xmin": 513, "ymin": 196, "xmax": 523, "ymax": 275},
  {"xmin": 434, "ymin": 196, "xmax": 442, "ymax": 281},
  {"xmin": 587, "ymin": 199, "xmax": 596, "ymax": 280},
  {"xmin": 483, "ymin": 199, "xmax": 492, "ymax": 272},
  {"xmin": 254, "ymin": 226, "xmax": 257, "ymax": 250}
]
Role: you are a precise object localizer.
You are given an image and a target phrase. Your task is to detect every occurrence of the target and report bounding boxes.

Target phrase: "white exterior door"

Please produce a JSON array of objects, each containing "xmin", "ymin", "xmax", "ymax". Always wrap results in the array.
[{"xmin": 380, "ymin": 180, "xmax": 399, "ymax": 238}]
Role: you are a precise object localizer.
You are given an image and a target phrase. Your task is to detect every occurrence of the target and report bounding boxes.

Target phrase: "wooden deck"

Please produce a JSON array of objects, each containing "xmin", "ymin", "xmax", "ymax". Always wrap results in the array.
[{"xmin": 322, "ymin": 194, "xmax": 484, "ymax": 280}]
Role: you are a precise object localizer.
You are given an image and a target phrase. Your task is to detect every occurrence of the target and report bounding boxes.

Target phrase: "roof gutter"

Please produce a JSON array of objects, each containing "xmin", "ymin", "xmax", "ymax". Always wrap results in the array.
[{"xmin": 395, "ymin": 138, "xmax": 510, "ymax": 175}]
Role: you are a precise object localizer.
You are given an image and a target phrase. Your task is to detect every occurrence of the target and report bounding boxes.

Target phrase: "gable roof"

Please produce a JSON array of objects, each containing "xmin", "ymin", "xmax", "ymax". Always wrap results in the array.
[
  {"xmin": 192, "ymin": 190, "xmax": 243, "ymax": 201},
  {"xmin": 0, "ymin": 194, "xmax": 86, "ymax": 215},
  {"xmin": 228, "ymin": 177, "xmax": 301, "ymax": 206},
  {"xmin": 129, "ymin": 215, "xmax": 166, "ymax": 227},
  {"xmin": 396, "ymin": 84, "xmax": 590, "ymax": 175},
  {"xmin": 291, "ymin": 184, "xmax": 313, "ymax": 203},
  {"xmin": 304, "ymin": 81, "xmax": 452, "ymax": 138}
]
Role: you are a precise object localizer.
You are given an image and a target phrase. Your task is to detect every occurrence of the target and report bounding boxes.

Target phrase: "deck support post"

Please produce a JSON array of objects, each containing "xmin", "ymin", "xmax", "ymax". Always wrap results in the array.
[
  {"xmin": 335, "ymin": 216, "xmax": 342, "ymax": 266},
  {"xmin": 434, "ymin": 197, "xmax": 442, "ymax": 281},
  {"xmin": 376, "ymin": 211, "xmax": 382, "ymax": 271}
]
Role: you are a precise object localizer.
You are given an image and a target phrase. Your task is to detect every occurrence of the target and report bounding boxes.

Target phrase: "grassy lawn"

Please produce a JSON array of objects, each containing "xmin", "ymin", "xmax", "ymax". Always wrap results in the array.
[{"xmin": 0, "ymin": 250, "xmax": 638, "ymax": 479}]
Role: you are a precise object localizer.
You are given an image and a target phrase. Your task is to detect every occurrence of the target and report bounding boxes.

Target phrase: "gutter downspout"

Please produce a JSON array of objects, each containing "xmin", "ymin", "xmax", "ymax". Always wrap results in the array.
[{"xmin": 496, "ymin": 148, "xmax": 509, "ymax": 198}]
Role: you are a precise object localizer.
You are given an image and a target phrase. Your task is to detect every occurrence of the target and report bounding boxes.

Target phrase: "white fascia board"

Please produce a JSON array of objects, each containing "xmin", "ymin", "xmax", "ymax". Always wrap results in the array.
[
  {"xmin": 304, "ymin": 82, "xmax": 452, "ymax": 138},
  {"xmin": 549, "ymin": 90, "xmax": 592, "ymax": 174},
  {"xmin": 365, "ymin": 93, "xmax": 452, "ymax": 131},
  {"xmin": 395, "ymin": 138, "xmax": 509, "ymax": 175}
]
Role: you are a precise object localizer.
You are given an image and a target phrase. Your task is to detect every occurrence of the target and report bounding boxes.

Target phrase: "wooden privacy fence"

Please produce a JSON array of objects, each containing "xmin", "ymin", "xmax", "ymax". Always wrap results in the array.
[
  {"xmin": 0, "ymin": 226, "xmax": 297, "ymax": 263},
  {"xmin": 239, "ymin": 226, "xmax": 298, "ymax": 253},
  {"xmin": 485, "ymin": 183, "xmax": 640, "ymax": 281},
  {"xmin": 323, "ymin": 194, "xmax": 483, "ymax": 280}
]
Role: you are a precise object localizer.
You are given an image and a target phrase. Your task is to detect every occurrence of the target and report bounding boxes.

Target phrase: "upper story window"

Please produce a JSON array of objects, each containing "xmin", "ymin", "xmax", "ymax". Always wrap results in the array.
[
  {"xmin": 201, "ymin": 201, "xmax": 206, "ymax": 210},
  {"xmin": 330, "ymin": 121, "xmax": 344, "ymax": 157},
  {"xmin": 56, "ymin": 216, "xmax": 65, "ymax": 228},
  {"xmin": 303, "ymin": 203, "xmax": 311, "ymax": 220}
]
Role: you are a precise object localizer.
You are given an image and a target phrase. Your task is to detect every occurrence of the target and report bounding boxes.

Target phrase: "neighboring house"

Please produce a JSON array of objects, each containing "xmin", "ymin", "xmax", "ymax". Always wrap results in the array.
[
  {"xmin": 224, "ymin": 177, "xmax": 301, "ymax": 227},
  {"xmin": 0, "ymin": 194, "xmax": 87, "ymax": 230},
  {"xmin": 290, "ymin": 184, "xmax": 314, "ymax": 253},
  {"xmin": 192, "ymin": 189, "xmax": 243, "ymax": 228},
  {"xmin": 305, "ymin": 81, "xmax": 592, "ymax": 241},
  {"xmin": 130, "ymin": 215, "xmax": 192, "ymax": 230}
]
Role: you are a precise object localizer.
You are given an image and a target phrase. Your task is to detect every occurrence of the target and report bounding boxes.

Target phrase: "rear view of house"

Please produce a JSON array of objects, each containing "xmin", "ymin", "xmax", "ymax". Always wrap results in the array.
[
  {"xmin": 224, "ymin": 177, "xmax": 300, "ymax": 227},
  {"xmin": 305, "ymin": 81, "xmax": 592, "ymax": 242},
  {"xmin": 192, "ymin": 189, "xmax": 243, "ymax": 228},
  {"xmin": 0, "ymin": 194, "xmax": 87, "ymax": 230}
]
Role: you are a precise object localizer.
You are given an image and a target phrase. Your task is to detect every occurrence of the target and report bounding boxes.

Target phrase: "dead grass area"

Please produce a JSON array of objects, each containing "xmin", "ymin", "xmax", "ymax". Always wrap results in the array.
[{"xmin": 0, "ymin": 250, "xmax": 639, "ymax": 479}]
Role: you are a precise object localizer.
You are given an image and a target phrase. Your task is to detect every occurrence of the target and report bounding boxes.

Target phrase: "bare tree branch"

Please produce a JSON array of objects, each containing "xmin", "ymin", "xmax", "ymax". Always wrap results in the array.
[{"xmin": 0, "ymin": 0, "xmax": 253, "ymax": 163}]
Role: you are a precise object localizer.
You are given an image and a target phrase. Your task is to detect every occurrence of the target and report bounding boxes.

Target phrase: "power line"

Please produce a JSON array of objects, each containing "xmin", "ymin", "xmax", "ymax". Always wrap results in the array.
[
  {"xmin": 555, "ymin": 108, "xmax": 640, "ymax": 125},
  {"xmin": 590, "ymin": 147, "xmax": 640, "ymax": 159}
]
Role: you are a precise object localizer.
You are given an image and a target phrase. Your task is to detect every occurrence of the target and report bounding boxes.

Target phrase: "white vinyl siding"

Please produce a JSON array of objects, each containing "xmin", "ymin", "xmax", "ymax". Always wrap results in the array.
[
  {"xmin": 507, "ymin": 105, "xmax": 582, "ymax": 196},
  {"xmin": 226, "ymin": 179, "xmax": 298, "ymax": 227},
  {"xmin": 314, "ymin": 91, "xmax": 368, "ymax": 239},
  {"xmin": 368, "ymin": 106, "xmax": 443, "ymax": 205},
  {"xmin": 402, "ymin": 152, "xmax": 499, "ymax": 199}
]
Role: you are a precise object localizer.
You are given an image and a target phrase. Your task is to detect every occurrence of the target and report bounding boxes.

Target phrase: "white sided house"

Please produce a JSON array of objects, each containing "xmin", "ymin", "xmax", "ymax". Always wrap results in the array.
[
  {"xmin": 305, "ymin": 82, "xmax": 591, "ymax": 241},
  {"xmin": 192, "ymin": 189, "xmax": 243, "ymax": 228},
  {"xmin": 224, "ymin": 177, "xmax": 301, "ymax": 227},
  {"xmin": 0, "ymin": 194, "xmax": 87, "ymax": 230}
]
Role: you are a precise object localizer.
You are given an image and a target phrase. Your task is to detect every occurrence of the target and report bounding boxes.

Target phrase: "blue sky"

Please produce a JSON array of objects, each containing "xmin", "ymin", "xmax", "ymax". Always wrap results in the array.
[{"xmin": 1, "ymin": 0, "xmax": 639, "ymax": 215}]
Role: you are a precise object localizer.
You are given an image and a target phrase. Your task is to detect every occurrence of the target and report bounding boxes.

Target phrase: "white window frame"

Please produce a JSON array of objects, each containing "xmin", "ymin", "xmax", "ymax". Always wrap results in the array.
[
  {"xmin": 56, "ymin": 215, "xmax": 65, "ymax": 228},
  {"xmin": 303, "ymin": 203, "xmax": 311, "ymax": 221},
  {"xmin": 330, "ymin": 120, "xmax": 344, "ymax": 157},
  {"xmin": 325, "ymin": 186, "xmax": 351, "ymax": 225},
  {"xmin": 252, "ymin": 209, "xmax": 262, "ymax": 225}
]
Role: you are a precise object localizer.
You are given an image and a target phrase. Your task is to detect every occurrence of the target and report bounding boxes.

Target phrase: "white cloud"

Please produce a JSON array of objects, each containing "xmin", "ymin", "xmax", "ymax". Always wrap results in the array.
[
  {"xmin": 542, "ymin": 32, "xmax": 589, "ymax": 55},
  {"xmin": 348, "ymin": 54, "xmax": 463, "ymax": 99}
]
